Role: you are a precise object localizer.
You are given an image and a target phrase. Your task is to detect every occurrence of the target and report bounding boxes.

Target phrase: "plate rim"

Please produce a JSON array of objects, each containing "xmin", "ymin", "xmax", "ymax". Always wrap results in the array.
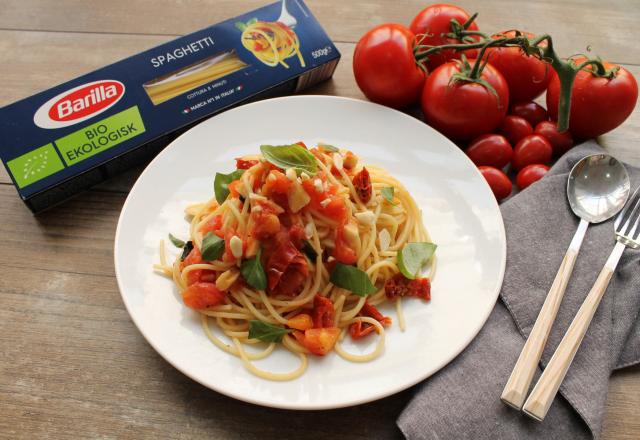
[{"xmin": 114, "ymin": 94, "xmax": 506, "ymax": 410}]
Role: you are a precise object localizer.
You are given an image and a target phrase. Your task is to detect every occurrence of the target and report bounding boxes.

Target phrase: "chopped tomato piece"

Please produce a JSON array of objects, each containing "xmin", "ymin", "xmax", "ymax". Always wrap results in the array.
[
  {"xmin": 262, "ymin": 170, "xmax": 292, "ymax": 196},
  {"xmin": 228, "ymin": 180, "xmax": 242, "ymax": 198},
  {"xmin": 322, "ymin": 197, "xmax": 348, "ymax": 224},
  {"xmin": 182, "ymin": 246, "xmax": 203, "ymax": 285},
  {"xmin": 384, "ymin": 274, "xmax": 431, "ymax": 301},
  {"xmin": 333, "ymin": 225, "xmax": 358, "ymax": 264},
  {"xmin": 199, "ymin": 215, "xmax": 222, "ymax": 235},
  {"xmin": 312, "ymin": 295, "xmax": 335, "ymax": 328},
  {"xmin": 235, "ymin": 158, "xmax": 259, "ymax": 170},
  {"xmin": 288, "ymin": 223, "xmax": 306, "ymax": 249},
  {"xmin": 349, "ymin": 321, "xmax": 377, "ymax": 339},
  {"xmin": 348, "ymin": 302, "xmax": 392, "ymax": 340},
  {"xmin": 266, "ymin": 239, "xmax": 308, "ymax": 296},
  {"xmin": 223, "ymin": 228, "xmax": 240, "ymax": 262},
  {"xmin": 352, "ymin": 167, "xmax": 372, "ymax": 203},
  {"xmin": 343, "ymin": 151, "xmax": 358, "ymax": 169},
  {"xmin": 250, "ymin": 209, "xmax": 280, "ymax": 240},
  {"xmin": 182, "ymin": 282, "xmax": 225, "ymax": 310},
  {"xmin": 287, "ymin": 313, "xmax": 314, "ymax": 331},
  {"xmin": 294, "ymin": 327, "xmax": 341, "ymax": 356}
]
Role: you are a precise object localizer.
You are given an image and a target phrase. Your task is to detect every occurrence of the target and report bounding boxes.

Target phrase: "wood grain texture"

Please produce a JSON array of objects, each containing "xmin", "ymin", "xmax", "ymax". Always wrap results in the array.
[{"xmin": 0, "ymin": 1, "xmax": 638, "ymax": 439}]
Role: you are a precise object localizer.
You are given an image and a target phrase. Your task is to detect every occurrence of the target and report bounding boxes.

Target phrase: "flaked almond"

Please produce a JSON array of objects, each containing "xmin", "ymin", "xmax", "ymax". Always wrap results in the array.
[
  {"xmin": 378, "ymin": 228, "xmax": 391, "ymax": 252},
  {"xmin": 355, "ymin": 210, "xmax": 375, "ymax": 225},
  {"xmin": 229, "ymin": 235, "xmax": 243, "ymax": 259}
]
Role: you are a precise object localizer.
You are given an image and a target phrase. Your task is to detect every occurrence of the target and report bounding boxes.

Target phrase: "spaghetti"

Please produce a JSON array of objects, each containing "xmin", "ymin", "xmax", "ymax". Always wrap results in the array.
[
  {"xmin": 155, "ymin": 143, "xmax": 436, "ymax": 381},
  {"xmin": 240, "ymin": 20, "xmax": 305, "ymax": 69}
]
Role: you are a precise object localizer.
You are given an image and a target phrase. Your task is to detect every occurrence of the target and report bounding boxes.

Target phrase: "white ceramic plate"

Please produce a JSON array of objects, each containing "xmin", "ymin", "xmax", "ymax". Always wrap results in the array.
[{"xmin": 114, "ymin": 95, "xmax": 506, "ymax": 410}]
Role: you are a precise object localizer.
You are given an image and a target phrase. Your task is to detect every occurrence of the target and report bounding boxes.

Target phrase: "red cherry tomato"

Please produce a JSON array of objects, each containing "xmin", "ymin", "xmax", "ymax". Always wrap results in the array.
[
  {"xmin": 422, "ymin": 60, "xmax": 509, "ymax": 140},
  {"xmin": 510, "ymin": 101, "xmax": 548, "ymax": 127},
  {"xmin": 512, "ymin": 135, "xmax": 553, "ymax": 170},
  {"xmin": 410, "ymin": 4, "xmax": 481, "ymax": 71},
  {"xmin": 546, "ymin": 58, "xmax": 638, "ymax": 139},
  {"xmin": 516, "ymin": 164, "xmax": 550, "ymax": 189},
  {"xmin": 484, "ymin": 31, "xmax": 550, "ymax": 102},
  {"xmin": 478, "ymin": 166, "xmax": 512, "ymax": 201},
  {"xmin": 353, "ymin": 24, "xmax": 426, "ymax": 108},
  {"xmin": 465, "ymin": 134, "xmax": 513, "ymax": 168},
  {"xmin": 534, "ymin": 121, "xmax": 574, "ymax": 156},
  {"xmin": 499, "ymin": 115, "xmax": 533, "ymax": 145}
]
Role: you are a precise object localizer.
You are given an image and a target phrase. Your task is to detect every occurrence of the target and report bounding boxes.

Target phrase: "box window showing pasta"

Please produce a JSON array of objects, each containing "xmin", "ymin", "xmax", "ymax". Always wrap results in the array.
[
  {"xmin": 0, "ymin": 0, "xmax": 340, "ymax": 212},
  {"xmin": 144, "ymin": 51, "xmax": 249, "ymax": 105}
]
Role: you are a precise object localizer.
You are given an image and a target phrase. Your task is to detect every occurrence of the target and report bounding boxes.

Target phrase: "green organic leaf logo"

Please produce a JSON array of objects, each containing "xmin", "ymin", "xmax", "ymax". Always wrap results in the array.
[{"xmin": 7, "ymin": 143, "xmax": 65, "ymax": 188}]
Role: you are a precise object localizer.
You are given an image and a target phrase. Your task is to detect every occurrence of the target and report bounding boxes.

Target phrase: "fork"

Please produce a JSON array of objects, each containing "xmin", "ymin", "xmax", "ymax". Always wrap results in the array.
[{"xmin": 522, "ymin": 186, "xmax": 640, "ymax": 421}]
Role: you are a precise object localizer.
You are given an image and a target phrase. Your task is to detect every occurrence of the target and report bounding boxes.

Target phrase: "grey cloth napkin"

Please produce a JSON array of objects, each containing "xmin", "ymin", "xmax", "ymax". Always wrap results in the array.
[{"xmin": 398, "ymin": 141, "xmax": 640, "ymax": 439}]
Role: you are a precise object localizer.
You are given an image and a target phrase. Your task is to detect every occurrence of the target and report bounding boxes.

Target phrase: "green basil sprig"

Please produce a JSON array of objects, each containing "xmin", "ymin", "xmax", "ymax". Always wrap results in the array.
[
  {"xmin": 241, "ymin": 248, "xmax": 267, "ymax": 290},
  {"xmin": 330, "ymin": 263, "xmax": 377, "ymax": 296},
  {"xmin": 214, "ymin": 169, "xmax": 245, "ymax": 204},
  {"xmin": 397, "ymin": 242, "xmax": 437, "ymax": 279},
  {"xmin": 201, "ymin": 232, "xmax": 225, "ymax": 261},
  {"xmin": 248, "ymin": 320, "xmax": 292, "ymax": 343},
  {"xmin": 260, "ymin": 144, "xmax": 317, "ymax": 175},
  {"xmin": 168, "ymin": 233, "xmax": 185, "ymax": 248},
  {"xmin": 180, "ymin": 241, "xmax": 194, "ymax": 261},
  {"xmin": 381, "ymin": 186, "xmax": 396, "ymax": 204}
]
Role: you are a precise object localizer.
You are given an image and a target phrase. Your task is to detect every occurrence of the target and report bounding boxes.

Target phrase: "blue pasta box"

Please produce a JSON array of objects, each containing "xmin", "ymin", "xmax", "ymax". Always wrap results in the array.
[{"xmin": 0, "ymin": 0, "xmax": 340, "ymax": 212}]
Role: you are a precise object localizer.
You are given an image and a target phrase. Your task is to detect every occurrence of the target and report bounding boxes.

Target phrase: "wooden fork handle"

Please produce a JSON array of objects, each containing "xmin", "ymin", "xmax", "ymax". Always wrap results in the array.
[
  {"xmin": 522, "ymin": 241, "xmax": 626, "ymax": 421},
  {"xmin": 500, "ymin": 247, "xmax": 579, "ymax": 409}
]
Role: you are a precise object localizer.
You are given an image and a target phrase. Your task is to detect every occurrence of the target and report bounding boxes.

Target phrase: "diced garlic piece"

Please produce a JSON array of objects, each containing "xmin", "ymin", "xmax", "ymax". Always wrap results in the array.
[
  {"xmin": 313, "ymin": 178, "xmax": 323, "ymax": 192},
  {"xmin": 342, "ymin": 222, "xmax": 361, "ymax": 254},
  {"xmin": 355, "ymin": 210, "xmax": 376, "ymax": 225},
  {"xmin": 304, "ymin": 222, "xmax": 314, "ymax": 239},
  {"xmin": 267, "ymin": 173, "xmax": 277, "ymax": 182},
  {"xmin": 216, "ymin": 268, "xmax": 240, "ymax": 291},
  {"xmin": 320, "ymin": 198, "xmax": 331, "ymax": 208},
  {"xmin": 288, "ymin": 181, "xmax": 311, "ymax": 213},
  {"xmin": 286, "ymin": 168, "xmax": 297, "ymax": 181},
  {"xmin": 378, "ymin": 228, "xmax": 391, "ymax": 252},
  {"xmin": 332, "ymin": 152, "xmax": 343, "ymax": 171},
  {"xmin": 230, "ymin": 235, "xmax": 243, "ymax": 259}
]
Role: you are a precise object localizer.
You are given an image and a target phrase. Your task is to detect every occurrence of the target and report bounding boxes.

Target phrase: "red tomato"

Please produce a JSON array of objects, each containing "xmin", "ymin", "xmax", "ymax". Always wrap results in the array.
[
  {"xmin": 484, "ymin": 31, "xmax": 550, "ymax": 102},
  {"xmin": 478, "ymin": 166, "xmax": 512, "ymax": 201},
  {"xmin": 312, "ymin": 295, "xmax": 335, "ymax": 328},
  {"xmin": 301, "ymin": 178, "xmax": 349, "ymax": 224},
  {"xmin": 235, "ymin": 158, "xmax": 259, "ymax": 170},
  {"xmin": 546, "ymin": 59, "xmax": 638, "ymax": 139},
  {"xmin": 352, "ymin": 167, "xmax": 372, "ymax": 203},
  {"xmin": 333, "ymin": 226, "xmax": 358, "ymax": 264},
  {"xmin": 266, "ymin": 239, "xmax": 308, "ymax": 296},
  {"xmin": 516, "ymin": 164, "xmax": 550, "ymax": 189},
  {"xmin": 410, "ymin": 4, "xmax": 481, "ymax": 71},
  {"xmin": 199, "ymin": 215, "xmax": 222, "ymax": 235},
  {"xmin": 287, "ymin": 313, "xmax": 313, "ymax": 331},
  {"xmin": 499, "ymin": 115, "xmax": 533, "ymax": 145},
  {"xmin": 262, "ymin": 170, "xmax": 292, "ymax": 196},
  {"xmin": 512, "ymin": 135, "xmax": 553, "ymax": 170},
  {"xmin": 465, "ymin": 134, "xmax": 513, "ymax": 168},
  {"xmin": 294, "ymin": 327, "xmax": 341, "ymax": 355},
  {"xmin": 534, "ymin": 121, "xmax": 574, "ymax": 156},
  {"xmin": 353, "ymin": 24, "xmax": 426, "ymax": 108},
  {"xmin": 183, "ymin": 246, "xmax": 204, "ymax": 285},
  {"xmin": 421, "ymin": 60, "xmax": 509, "ymax": 141},
  {"xmin": 384, "ymin": 274, "xmax": 432, "ymax": 300},
  {"xmin": 182, "ymin": 282, "xmax": 225, "ymax": 310},
  {"xmin": 349, "ymin": 302, "xmax": 392, "ymax": 339},
  {"xmin": 510, "ymin": 101, "xmax": 548, "ymax": 127}
]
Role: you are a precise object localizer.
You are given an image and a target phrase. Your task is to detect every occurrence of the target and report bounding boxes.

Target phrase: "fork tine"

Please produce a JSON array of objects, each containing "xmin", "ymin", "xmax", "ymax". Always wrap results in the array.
[{"xmin": 616, "ymin": 186, "xmax": 640, "ymax": 233}]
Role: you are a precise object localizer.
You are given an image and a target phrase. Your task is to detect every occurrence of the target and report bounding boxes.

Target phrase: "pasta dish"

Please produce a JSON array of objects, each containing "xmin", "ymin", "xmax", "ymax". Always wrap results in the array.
[
  {"xmin": 238, "ymin": 19, "xmax": 305, "ymax": 69},
  {"xmin": 155, "ymin": 142, "xmax": 436, "ymax": 380}
]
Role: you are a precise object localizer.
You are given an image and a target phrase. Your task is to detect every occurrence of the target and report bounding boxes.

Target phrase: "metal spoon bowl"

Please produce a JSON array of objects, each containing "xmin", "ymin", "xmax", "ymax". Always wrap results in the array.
[{"xmin": 568, "ymin": 154, "xmax": 630, "ymax": 223}]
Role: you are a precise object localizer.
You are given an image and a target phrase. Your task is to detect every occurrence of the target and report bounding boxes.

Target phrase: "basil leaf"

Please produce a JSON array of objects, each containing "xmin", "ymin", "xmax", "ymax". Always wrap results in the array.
[
  {"xmin": 397, "ymin": 242, "xmax": 437, "ymax": 279},
  {"xmin": 302, "ymin": 240, "xmax": 318, "ymax": 261},
  {"xmin": 201, "ymin": 232, "xmax": 225, "ymax": 261},
  {"xmin": 234, "ymin": 21, "xmax": 247, "ymax": 31},
  {"xmin": 214, "ymin": 169, "xmax": 245, "ymax": 204},
  {"xmin": 381, "ymin": 186, "xmax": 395, "ymax": 204},
  {"xmin": 168, "ymin": 233, "xmax": 185, "ymax": 248},
  {"xmin": 247, "ymin": 17, "xmax": 258, "ymax": 25},
  {"xmin": 330, "ymin": 263, "xmax": 377, "ymax": 296},
  {"xmin": 180, "ymin": 241, "xmax": 194, "ymax": 261},
  {"xmin": 248, "ymin": 320, "xmax": 292, "ymax": 343},
  {"xmin": 241, "ymin": 248, "xmax": 267, "ymax": 291},
  {"xmin": 260, "ymin": 144, "xmax": 317, "ymax": 175},
  {"xmin": 318, "ymin": 143, "xmax": 339, "ymax": 152}
]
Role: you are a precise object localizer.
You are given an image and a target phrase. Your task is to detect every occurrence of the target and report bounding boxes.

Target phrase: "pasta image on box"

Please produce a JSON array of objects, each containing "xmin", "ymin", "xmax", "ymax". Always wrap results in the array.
[{"xmin": 0, "ymin": 0, "xmax": 340, "ymax": 212}]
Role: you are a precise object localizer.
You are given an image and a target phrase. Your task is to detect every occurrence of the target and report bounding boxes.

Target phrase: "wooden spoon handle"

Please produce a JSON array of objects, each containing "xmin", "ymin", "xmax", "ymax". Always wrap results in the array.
[{"xmin": 522, "ymin": 241, "xmax": 626, "ymax": 421}]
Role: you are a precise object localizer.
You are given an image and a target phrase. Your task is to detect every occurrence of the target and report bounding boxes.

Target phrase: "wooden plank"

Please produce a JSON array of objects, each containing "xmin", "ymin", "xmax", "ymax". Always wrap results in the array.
[
  {"xmin": 0, "ymin": 0, "xmax": 638, "ymax": 64},
  {"xmin": 603, "ymin": 365, "xmax": 640, "ymax": 440}
]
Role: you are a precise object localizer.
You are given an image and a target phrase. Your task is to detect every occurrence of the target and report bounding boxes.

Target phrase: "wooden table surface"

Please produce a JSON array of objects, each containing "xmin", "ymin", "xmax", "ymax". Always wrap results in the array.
[{"xmin": 1, "ymin": 1, "xmax": 639, "ymax": 438}]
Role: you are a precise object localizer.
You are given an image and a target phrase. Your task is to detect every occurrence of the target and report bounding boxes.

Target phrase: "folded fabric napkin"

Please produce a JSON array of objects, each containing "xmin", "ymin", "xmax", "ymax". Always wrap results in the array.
[{"xmin": 398, "ymin": 141, "xmax": 640, "ymax": 439}]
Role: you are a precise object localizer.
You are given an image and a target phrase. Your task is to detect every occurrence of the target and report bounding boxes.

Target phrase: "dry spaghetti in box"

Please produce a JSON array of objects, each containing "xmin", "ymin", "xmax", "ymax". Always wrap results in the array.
[{"xmin": 0, "ymin": 0, "xmax": 340, "ymax": 212}]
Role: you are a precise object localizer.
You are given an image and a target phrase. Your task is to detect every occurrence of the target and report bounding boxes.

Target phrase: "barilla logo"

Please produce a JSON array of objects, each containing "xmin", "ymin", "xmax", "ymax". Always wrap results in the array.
[{"xmin": 34, "ymin": 80, "xmax": 125, "ymax": 129}]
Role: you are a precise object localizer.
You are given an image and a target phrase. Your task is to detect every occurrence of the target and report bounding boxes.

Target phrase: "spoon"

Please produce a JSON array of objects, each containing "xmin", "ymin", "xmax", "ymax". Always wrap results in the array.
[
  {"xmin": 501, "ymin": 153, "xmax": 630, "ymax": 410},
  {"xmin": 277, "ymin": 0, "xmax": 297, "ymax": 28}
]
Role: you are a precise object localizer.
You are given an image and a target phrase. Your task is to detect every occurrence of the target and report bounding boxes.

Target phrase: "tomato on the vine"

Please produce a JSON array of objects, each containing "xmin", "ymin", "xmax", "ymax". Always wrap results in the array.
[
  {"xmin": 512, "ymin": 134, "xmax": 552, "ymax": 170},
  {"xmin": 478, "ymin": 166, "xmax": 512, "ymax": 201},
  {"xmin": 534, "ymin": 121, "xmax": 574, "ymax": 156},
  {"xmin": 517, "ymin": 164, "xmax": 550, "ymax": 189},
  {"xmin": 510, "ymin": 101, "xmax": 548, "ymax": 127},
  {"xmin": 410, "ymin": 4, "xmax": 481, "ymax": 71},
  {"xmin": 465, "ymin": 134, "xmax": 512, "ymax": 168},
  {"xmin": 421, "ymin": 59, "xmax": 509, "ymax": 140},
  {"xmin": 353, "ymin": 24, "xmax": 426, "ymax": 108},
  {"xmin": 484, "ymin": 30, "xmax": 550, "ymax": 102},
  {"xmin": 546, "ymin": 58, "xmax": 638, "ymax": 139}
]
